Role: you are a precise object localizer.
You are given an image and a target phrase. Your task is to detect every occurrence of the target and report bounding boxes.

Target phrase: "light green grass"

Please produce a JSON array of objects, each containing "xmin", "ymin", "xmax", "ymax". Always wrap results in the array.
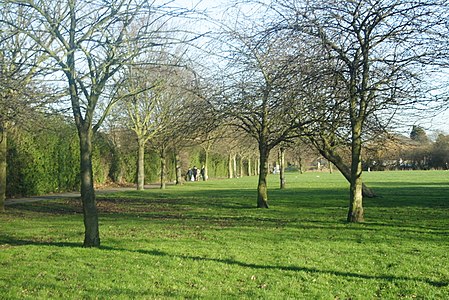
[{"xmin": 1, "ymin": 170, "xmax": 448, "ymax": 299}]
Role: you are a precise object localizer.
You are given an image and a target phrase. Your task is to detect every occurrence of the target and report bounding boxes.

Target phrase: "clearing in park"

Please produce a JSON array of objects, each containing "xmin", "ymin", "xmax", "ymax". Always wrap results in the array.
[{"xmin": 1, "ymin": 170, "xmax": 448, "ymax": 299}]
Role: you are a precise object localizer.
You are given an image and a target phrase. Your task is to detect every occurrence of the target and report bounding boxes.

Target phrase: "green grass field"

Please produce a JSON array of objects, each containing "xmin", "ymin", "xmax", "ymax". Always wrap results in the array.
[{"xmin": 1, "ymin": 170, "xmax": 448, "ymax": 299}]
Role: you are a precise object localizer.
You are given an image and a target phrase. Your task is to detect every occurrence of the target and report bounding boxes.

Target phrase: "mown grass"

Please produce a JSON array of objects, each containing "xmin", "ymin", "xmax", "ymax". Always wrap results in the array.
[{"xmin": 1, "ymin": 170, "xmax": 448, "ymax": 299}]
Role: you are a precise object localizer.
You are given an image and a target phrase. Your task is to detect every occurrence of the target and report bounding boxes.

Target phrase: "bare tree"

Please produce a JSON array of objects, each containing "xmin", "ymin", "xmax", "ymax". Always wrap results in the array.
[
  {"xmin": 212, "ymin": 24, "xmax": 313, "ymax": 208},
  {"xmin": 151, "ymin": 64, "xmax": 201, "ymax": 189},
  {"xmin": 118, "ymin": 64, "xmax": 167, "ymax": 190},
  {"xmin": 2, "ymin": 0, "xmax": 194, "ymax": 246},
  {"xmin": 266, "ymin": 0, "xmax": 447, "ymax": 222}
]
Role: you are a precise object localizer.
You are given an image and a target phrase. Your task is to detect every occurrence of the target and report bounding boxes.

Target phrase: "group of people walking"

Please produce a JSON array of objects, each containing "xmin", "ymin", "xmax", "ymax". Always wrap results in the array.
[{"xmin": 186, "ymin": 166, "xmax": 206, "ymax": 181}]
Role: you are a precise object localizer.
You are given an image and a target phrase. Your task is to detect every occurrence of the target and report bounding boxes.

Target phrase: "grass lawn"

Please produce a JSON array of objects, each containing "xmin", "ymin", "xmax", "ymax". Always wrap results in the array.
[{"xmin": 1, "ymin": 170, "xmax": 448, "ymax": 299}]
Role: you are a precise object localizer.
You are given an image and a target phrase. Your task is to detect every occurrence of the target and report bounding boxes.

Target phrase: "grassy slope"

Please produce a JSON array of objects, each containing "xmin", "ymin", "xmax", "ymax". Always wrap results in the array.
[{"xmin": 0, "ymin": 170, "xmax": 448, "ymax": 299}]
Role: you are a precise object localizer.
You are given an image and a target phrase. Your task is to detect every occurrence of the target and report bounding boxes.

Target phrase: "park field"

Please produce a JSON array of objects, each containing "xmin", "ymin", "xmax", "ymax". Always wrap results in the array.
[{"xmin": 1, "ymin": 170, "xmax": 448, "ymax": 299}]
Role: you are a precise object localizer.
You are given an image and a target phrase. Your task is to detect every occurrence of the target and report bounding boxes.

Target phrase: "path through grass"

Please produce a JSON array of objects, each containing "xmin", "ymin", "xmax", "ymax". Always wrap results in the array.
[{"xmin": 1, "ymin": 171, "xmax": 448, "ymax": 299}]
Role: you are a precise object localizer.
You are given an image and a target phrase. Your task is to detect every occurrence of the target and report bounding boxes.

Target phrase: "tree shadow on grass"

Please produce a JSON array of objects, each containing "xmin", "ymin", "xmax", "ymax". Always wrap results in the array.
[
  {"xmin": 1, "ymin": 236, "xmax": 447, "ymax": 288},
  {"xmin": 8, "ymin": 181, "xmax": 448, "ymax": 215}
]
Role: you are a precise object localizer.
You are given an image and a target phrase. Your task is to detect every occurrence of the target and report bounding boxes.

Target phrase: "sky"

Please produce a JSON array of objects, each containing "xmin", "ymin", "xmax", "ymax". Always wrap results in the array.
[
  {"xmin": 415, "ymin": 109, "xmax": 449, "ymax": 136},
  {"xmin": 175, "ymin": 0, "xmax": 449, "ymax": 136}
]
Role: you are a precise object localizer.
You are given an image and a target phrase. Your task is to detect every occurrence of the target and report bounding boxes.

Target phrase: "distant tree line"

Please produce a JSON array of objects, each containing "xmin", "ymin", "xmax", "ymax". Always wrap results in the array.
[{"xmin": 363, "ymin": 126, "xmax": 449, "ymax": 171}]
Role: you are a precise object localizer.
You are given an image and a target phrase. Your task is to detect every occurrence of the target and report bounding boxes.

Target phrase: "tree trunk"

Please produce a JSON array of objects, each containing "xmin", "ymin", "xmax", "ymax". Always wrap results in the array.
[
  {"xmin": 247, "ymin": 157, "xmax": 252, "ymax": 176},
  {"xmin": 0, "ymin": 124, "xmax": 7, "ymax": 213},
  {"xmin": 137, "ymin": 138, "xmax": 145, "ymax": 190},
  {"xmin": 160, "ymin": 147, "xmax": 166, "ymax": 189},
  {"xmin": 257, "ymin": 146, "xmax": 270, "ymax": 208},
  {"xmin": 203, "ymin": 149, "xmax": 209, "ymax": 181},
  {"xmin": 337, "ymin": 158, "xmax": 374, "ymax": 198},
  {"xmin": 315, "ymin": 142, "xmax": 375, "ymax": 198},
  {"xmin": 347, "ymin": 127, "xmax": 364, "ymax": 222},
  {"xmin": 233, "ymin": 154, "xmax": 237, "ymax": 178},
  {"xmin": 298, "ymin": 155, "xmax": 304, "ymax": 174},
  {"xmin": 239, "ymin": 155, "xmax": 244, "ymax": 177},
  {"xmin": 79, "ymin": 126, "xmax": 100, "ymax": 247},
  {"xmin": 255, "ymin": 157, "xmax": 259, "ymax": 175},
  {"xmin": 174, "ymin": 150, "xmax": 182, "ymax": 185},
  {"xmin": 228, "ymin": 152, "xmax": 233, "ymax": 178},
  {"xmin": 279, "ymin": 147, "xmax": 286, "ymax": 189}
]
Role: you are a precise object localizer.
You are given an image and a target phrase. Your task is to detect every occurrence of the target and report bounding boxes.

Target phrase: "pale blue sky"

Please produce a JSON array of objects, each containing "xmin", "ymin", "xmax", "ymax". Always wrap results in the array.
[{"xmin": 175, "ymin": 0, "xmax": 449, "ymax": 135}]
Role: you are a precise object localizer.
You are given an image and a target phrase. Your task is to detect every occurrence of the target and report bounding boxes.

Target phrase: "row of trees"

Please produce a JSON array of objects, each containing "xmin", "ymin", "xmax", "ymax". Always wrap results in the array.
[
  {"xmin": 5, "ymin": 114, "xmax": 236, "ymax": 197},
  {"xmin": 6, "ymin": 114, "xmax": 449, "ymax": 197},
  {"xmin": 1, "ymin": 0, "xmax": 448, "ymax": 247},
  {"xmin": 205, "ymin": 0, "xmax": 449, "ymax": 218}
]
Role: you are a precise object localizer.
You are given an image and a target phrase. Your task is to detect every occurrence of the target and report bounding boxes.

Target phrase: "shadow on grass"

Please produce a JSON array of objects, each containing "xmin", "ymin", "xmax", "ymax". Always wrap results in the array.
[
  {"xmin": 1, "ymin": 236, "xmax": 447, "ymax": 288},
  {"xmin": 7, "ymin": 180, "xmax": 449, "ymax": 217},
  {"xmin": 7, "ymin": 199, "xmax": 83, "ymax": 215}
]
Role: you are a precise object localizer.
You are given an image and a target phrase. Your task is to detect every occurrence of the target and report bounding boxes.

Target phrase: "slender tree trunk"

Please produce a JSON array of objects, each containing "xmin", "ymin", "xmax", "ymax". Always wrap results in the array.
[
  {"xmin": 160, "ymin": 147, "xmax": 166, "ymax": 189},
  {"xmin": 203, "ymin": 149, "xmax": 209, "ymax": 181},
  {"xmin": 279, "ymin": 147, "xmax": 286, "ymax": 189},
  {"xmin": 257, "ymin": 145, "xmax": 270, "ymax": 208},
  {"xmin": 239, "ymin": 155, "xmax": 244, "ymax": 177},
  {"xmin": 78, "ymin": 126, "xmax": 100, "ymax": 247},
  {"xmin": 137, "ymin": 138, "xmax": 145, "ymax": 190},
  {"xmin": 348, "ymin": 126, "xmax": 364, "ymax": 222},
  {"xmin": 228, "ymin": 152, "xmax": 233, "ymax": 178},
  {"xmin": 255, "ymin": 157, "xmax": 259, "ymax": 175},
  {"xmin": 0, "ymin": 123, "xmax": 7, "ymax": 213},
  {"xmin": 298, "ymin": 155, "xmax": 304, "ymax": 174},
  {"xmin": 247, "ymin": 157, "xmax": 252, "ymax": 176},
  {"xmin": 174, "ymin": 150, "xmax": 182, "ymax": 185},
  {"xmin": 233, "ymin": 154, "xmax": 237, "ymax": 178}
]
